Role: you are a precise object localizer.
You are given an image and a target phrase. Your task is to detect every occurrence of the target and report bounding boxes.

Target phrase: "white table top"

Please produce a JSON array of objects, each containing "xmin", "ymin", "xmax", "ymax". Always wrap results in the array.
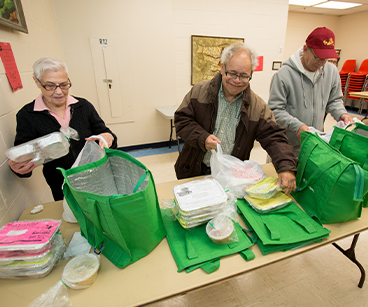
[{"xmin": 156, "ymin": 106, "xmax": 179, "ymax": 120}]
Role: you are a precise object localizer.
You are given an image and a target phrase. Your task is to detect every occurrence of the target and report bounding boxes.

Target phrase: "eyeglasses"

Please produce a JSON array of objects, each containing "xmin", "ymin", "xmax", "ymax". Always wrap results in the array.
[
  {"xmin": 308, "ymin": 48, "xmax": 327, "ymax": 62},
  {"xmin": 224, "ymin": 65, "xmax": 251, "ymax": 82},
  {"xmin": 37, "ymin": 78, "xmax": 72, "ymax": 91},
  {"xmin": 328, "ymin": 59, "xmax": 338, "ymax": 65}
]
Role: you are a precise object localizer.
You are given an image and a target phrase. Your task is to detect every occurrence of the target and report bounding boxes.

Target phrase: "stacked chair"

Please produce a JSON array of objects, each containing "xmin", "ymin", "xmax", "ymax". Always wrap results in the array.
[
  {"xmin": 339, "ymin": 59, "xmax": 356, "ymax": 95},
  {"xmin": 344, "ymin": 59, "xmax": 368, "ymax": 105}
]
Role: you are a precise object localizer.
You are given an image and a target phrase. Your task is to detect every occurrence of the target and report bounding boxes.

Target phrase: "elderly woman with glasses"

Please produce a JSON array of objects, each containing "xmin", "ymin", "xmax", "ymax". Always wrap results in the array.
[{"xmin": 8, "ymin": 57, "xmax": 117, "ymax": 201}]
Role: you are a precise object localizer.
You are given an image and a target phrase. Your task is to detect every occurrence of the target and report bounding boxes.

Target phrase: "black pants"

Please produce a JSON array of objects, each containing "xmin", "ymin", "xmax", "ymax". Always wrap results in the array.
[{"xmin": 201, "ymin": 163, "xmax": 212, "ymax": 175}]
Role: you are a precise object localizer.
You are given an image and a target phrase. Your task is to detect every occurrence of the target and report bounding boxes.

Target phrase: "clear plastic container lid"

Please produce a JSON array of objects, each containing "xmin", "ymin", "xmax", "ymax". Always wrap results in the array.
[
  {"xmin": 206, "ymin": 216, "xmax": 234, "ymax": 245},
  {"xmin": 0, "ymin": 219, "xmax": 61, "ymax": 252},
  {"xmin": 173, "ymin": 178, "xmax": 227, "ymax": 213},
  {"xmin": 244, "ymin": 192, "xmax": 292, "ymax": 213},
  {"xmin": 245, "ymin": 177, "xmax": 281, "ymax": 200},
  {"xmin": 5, "ymin": 132, "xmax": 69, "ymax": 165},
  {"xmin": 62, "ymin": 254, "xmax": 100, "ymax": 289}
]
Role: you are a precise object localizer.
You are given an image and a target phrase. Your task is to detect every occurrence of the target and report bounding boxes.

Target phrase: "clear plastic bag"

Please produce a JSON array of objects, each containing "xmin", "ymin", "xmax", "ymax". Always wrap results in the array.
[
  {"xmin": 210, "ymin": 144, "xmax": 266, "ymax": 198},
  {"xmin": 62, "ymin": 136, "xmax": 107, "ymax": 223},
  {"xmin": 28, "ymin": 281, "xmax": 72, "ymax": 307}
]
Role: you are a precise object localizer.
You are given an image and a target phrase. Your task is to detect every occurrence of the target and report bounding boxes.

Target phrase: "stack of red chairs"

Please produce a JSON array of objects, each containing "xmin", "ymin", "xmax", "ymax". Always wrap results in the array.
[
  {"xmin": 345, "ymin": 59, "xmax": 368, "ymax": 100},
  {"xmin": 339, "ymin": 59, "xmax": 356, "ymax": 95}
]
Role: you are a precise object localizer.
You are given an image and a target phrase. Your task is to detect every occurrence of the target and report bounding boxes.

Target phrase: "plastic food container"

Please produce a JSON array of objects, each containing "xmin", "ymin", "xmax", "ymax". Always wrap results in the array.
[
  {"xmin": 62, "ymin": 254, "xmax": 100, "ymax": 289},
  {"xmin": 5, "ymin": 132, "xmax": 69, "ymax": 166},
  {"xmin": 245, "ymin": 177, "xmax": 281, "ymax": 199},
  {"xmin": 206, "ymin": 216, "xmax": 234, "ymax": 245},
  {"xmin": 173, "ymin": 178, "xmax": 228, "ymax": 229},
  {"xmin": 0, "ymin": 234, "xmax": 65, "ymax": 279},
  {"xmin": 244, "ymin": 191, "xmax": 292, "ymax": 213}
]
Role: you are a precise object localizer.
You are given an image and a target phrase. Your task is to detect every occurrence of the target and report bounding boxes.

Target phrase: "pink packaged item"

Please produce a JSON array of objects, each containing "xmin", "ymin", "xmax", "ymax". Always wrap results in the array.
[{"xmin": 0, "ymin": 219, "xmax": 61, "ymax": 252}]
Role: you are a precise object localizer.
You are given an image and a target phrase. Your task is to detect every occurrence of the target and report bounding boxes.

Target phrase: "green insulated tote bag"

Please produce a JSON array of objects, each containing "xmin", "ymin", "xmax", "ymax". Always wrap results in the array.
[
  {"xmin": 59, "ymin": 148, "xmax": 166, "ymax": 268},
  {"xmin": 329, "ymin": 122, "xmax": 368, "ymax": 207},
  {"xmin": 292, "ymin": 132, "xmax": 368, "ymax": 224}
]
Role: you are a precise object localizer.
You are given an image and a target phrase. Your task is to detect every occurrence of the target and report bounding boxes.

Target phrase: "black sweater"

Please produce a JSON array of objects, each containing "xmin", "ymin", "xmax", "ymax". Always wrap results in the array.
[{"xmin": 13, "ymin": 96, "xmax": 117, "ymax": 200}]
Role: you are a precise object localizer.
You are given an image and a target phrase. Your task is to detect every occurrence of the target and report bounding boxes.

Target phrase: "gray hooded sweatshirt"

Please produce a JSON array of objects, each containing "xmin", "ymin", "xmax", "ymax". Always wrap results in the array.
[{"xmin": 268, "ymin": 47, "xmax": 347, "ymax": 152}]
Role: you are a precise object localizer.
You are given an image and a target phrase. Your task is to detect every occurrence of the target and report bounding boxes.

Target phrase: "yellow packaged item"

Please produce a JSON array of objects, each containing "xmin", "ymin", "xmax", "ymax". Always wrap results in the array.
[
  {"xmin": 245, "ymin": 177, "xmax": 281, "ymax": 199},
  {"xmin": 244, "ymin": 191, "xmax": 292, "ymax": 213}
]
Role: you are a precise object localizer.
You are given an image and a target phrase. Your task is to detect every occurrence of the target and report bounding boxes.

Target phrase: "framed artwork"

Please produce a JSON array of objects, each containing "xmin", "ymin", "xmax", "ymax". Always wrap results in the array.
[
  {"xmin": 191, "ymin": 35, "xmax": 244, "ymax": 85},
  {"xmin": 272, "ymin": 61, "xmax": 282, "ymax": 71},
  {"xmin": 0, "ymin": 0, "xmax": 28, "ymax": 33}
]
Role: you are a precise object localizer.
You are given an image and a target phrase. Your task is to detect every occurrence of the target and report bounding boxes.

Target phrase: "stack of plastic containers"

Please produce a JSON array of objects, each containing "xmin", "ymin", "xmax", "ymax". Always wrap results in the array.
[
  {"xmin": 0, "ymin": 219, "xmax": 65, "ymax": 279},
  {"xmin": 173, "ymin": 178, "xmax": 228, "ymax": 229}
]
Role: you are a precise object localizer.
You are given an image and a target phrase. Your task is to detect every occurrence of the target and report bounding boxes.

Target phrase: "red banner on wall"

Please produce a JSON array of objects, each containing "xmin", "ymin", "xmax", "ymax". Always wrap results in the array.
[
  {"xmin": 254, "ymin": 56, "xmax": 264, "ymax": 72},
  {"xmin": 0, "ymin": 42, "xmax": 23, "ymax": 92}
]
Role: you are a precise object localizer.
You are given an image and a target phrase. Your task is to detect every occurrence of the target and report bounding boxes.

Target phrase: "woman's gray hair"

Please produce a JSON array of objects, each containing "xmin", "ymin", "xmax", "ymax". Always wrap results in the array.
[
  {"xmin": 221, "ymin": 42, "xmax": 259, "ymax": 72},
  {"xmin": 33, "ymin": 57, "xmax": 68, "ymax": 80}
]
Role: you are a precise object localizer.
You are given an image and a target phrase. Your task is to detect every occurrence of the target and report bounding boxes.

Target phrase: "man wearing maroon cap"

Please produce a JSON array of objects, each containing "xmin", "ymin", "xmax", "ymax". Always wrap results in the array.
[{"xmin": 268, "ymin": 27, "xmax": 353, "ymax": 155}]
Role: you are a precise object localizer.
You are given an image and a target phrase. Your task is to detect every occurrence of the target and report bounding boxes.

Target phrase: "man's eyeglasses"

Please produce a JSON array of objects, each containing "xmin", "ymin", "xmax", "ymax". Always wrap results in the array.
[
  {"xmin": 37, "ymin": 78, "xmax": 72, "ymax": 91},
  {"xmin": 224, "ymin": 65, "xmax": 251, "ymax": 82},
  {"xmin": 308, "ymin": 48, "xmax": 326, "ymax": 62}
]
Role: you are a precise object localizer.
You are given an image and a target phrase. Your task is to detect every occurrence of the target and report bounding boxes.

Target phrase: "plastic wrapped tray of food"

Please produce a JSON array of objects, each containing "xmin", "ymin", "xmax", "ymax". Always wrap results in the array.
[
  {"xmin": 0, "ymin": 219, "xmax": 61, "ymax": 252},
  {"xmin": 0, "ymin": 234, "xmax": 65, "ymax": 279},
  {"xmin": 244, "ymin": 177, "xmax": 281, "ymax": 200},
  {"xmin": 0, "ymin": 241, "xmax": 53, "ymax": 265},
  {"xmin": 173, "ymin": 178, "xmax": 227, "ymax": 214},
  {"xmin": 5, "ymin": 132, "xmax": 69, "ymax": 165},
  {"xmin": 244, "ymin": 192, "xmax": 292, "ymax": 213}
]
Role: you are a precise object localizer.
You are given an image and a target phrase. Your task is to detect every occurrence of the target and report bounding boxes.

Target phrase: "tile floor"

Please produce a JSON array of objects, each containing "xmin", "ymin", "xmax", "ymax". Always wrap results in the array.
[{"xmin": 135, "ymin": 114, "xmax": 368, "ymax": 307}]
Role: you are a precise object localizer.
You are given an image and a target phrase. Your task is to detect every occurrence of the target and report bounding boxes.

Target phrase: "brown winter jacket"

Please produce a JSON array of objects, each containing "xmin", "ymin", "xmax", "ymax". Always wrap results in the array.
[{"xmin": 174, "ymin": 73, "xmax": 297, "ymax": 179}]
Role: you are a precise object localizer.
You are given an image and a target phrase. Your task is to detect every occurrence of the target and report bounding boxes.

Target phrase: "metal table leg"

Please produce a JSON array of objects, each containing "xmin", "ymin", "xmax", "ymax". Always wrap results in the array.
[
  {"xmin": 332, "ymin": 234, "xmax": 365, "ymax": 288},
  {"xmin": 169, "ymin": 119, "xmax": 174, "ymax": 148}
]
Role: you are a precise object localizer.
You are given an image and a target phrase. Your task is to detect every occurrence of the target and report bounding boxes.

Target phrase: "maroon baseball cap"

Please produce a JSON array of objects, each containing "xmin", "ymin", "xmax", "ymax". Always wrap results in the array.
[{"xmin": 306, "ymin": 27, "xmax": 339, "ymax": 59}]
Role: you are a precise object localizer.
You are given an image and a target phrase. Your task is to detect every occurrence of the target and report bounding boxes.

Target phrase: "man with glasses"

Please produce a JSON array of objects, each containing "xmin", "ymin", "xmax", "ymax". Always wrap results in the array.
[
  {"xmin": 8, "ymin": 57, "xmax": 117, "ymax": 201},
  {"xmin": 268, "ymin": 27, "xmax": 352, "ymax": 156},
  {"xmin": 174, "ymin": 42, "xmax": 298, "ymax": 194}
]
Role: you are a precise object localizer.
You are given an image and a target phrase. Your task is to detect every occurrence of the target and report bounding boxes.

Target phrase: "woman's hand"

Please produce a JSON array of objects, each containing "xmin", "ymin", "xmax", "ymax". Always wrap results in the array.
[
  {"xmin": 85, "ymin": 133, "xmax": 114, "ymax": 149},
  {"xmin": 8, "ymin": 159, "xmax": 36, "ymax": 175}
]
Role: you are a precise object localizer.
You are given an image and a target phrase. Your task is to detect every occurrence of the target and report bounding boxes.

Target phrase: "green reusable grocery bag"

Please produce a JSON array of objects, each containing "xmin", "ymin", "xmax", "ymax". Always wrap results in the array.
[
  {"xmin": 59, "ymin": 148, "xmax": 166, "ymax": 268},
  {"xmin": 237, "ymin": 199, "xmax": 331, "ymax": 255},
  {"xmin": 161, "ymin": 210, "xmax": 255, "ymax": 273},
  {"xmin": 292, "ymin": 132, "xmax": 368, "ymax": 224},
  {"xmin": 329, "ymin": 123, "xmax": 368, "ymax": 207}
]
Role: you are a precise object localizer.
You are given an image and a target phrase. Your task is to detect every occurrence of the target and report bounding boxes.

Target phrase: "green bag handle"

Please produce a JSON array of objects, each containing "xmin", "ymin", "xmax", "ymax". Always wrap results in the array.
[
  {"xmin": 239, "ymin": 249, "xmax": 255, "ymax": 261},
  {"xmin": 185, "ymin": 232, "xmax": 198, "ymax": 260},
  {"xmin": 186, "ymin": 259, "xmax": 221, "ymax": 274},
  {"xmin": 133, "ymin": 170, "xmax": 149, "ymax": 193},
  {"xmin": 260, "ymin": 212, "xmax": 316, "ymax": 241},
  {"xmin": 353, "ymin": 164, "xmax": 364, "ymax": 202},
  {"xmin": 330, "ymin": 133, "xmax": 345, "ymax": 151},
  {"xmin": 330, "ymin": 124, "xmax": 368, "ymax": 170},
  {"xmin": 259, "ymin": 215, "xmax": 280, "ymax": 240},
  {"xmin": 86, "ymin": 198, "xmax": 132, "ymax": 265},
  {"xmin": 200, "ymin": 259, "xmax": 221, "ymax": 274},
  {"xmin": 346, "ymin": 122, "xmax": 368, "ymax": 132}
]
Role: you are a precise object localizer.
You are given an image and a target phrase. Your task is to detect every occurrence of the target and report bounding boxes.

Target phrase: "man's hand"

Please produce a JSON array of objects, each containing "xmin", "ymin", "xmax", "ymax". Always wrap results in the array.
[
  {"xmin": 277, "ymin": 171, "xmax": 296, "ymax": 195},
  {"xmin": 339, "ymin": 113, "xmax": 353, "ymax": 125},
  {"xmin": 205, "ymin": 134, "xmax": 221, "ymax": 150},
  {"xmin": 296, "ymin": 124, "xmax": 310, "ymax": 140},
  {"xmin": 8, "ymin": 159, "xmax": 36, "ymax": 175},
  {"xmin": 86, "ymin": 133, "xmax": 114, "ymax": 149}
]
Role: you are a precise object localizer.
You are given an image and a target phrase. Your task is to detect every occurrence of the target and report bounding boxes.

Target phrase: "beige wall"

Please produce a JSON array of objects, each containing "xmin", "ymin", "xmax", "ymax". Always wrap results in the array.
[
  {"xmin": 0, "ymin": 0, "xmax": 61, "ymax": 226},
  {"xmin": 53, "ymin": 0, "xmax": 290, "ymax": 147}
]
